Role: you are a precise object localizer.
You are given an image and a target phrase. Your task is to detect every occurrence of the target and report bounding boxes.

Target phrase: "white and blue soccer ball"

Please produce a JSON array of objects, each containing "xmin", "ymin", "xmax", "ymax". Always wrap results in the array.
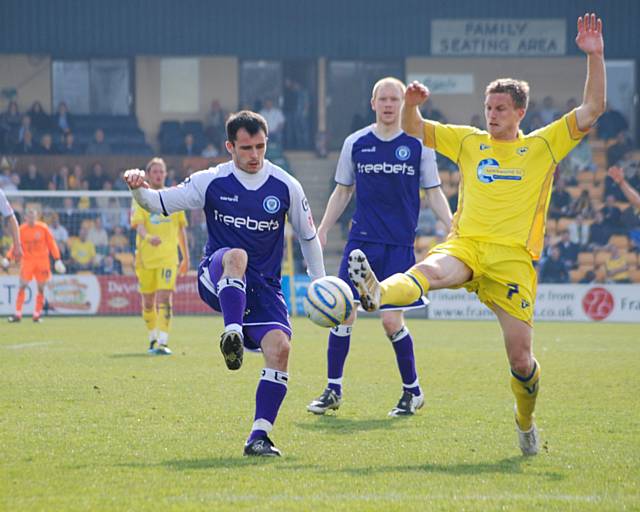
[{"xmin": 303, "ymin": 276, "xmax": 354, "ymax": 328}]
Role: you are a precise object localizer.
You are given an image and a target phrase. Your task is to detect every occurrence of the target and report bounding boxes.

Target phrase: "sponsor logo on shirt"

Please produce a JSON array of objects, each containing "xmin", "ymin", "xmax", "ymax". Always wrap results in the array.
[
  {"xmin": 516, "ymin": 147, "xmax": 529, "ymax": 156},
  {"xmin": 476, "ymin": 158, "xmax": 523, "ymax": 184},
  {"xmin": 479, "ymin": 144, "xmax": 491, "ymax": 151},
  {"xmin": 213, "ymin": 209, "xmax": 280, "ymax": 232},
  {"xmin": 220, "ymin": 195, "xmax": 239, "ymax": 202},
  {"xmin": 263, "ymin": 196, "xmax": 281, "ymax": 214},
  {"xmin": 356, "ymin": 162, "xmax": 415, "ymax": 176},
  {"xmin": 361, "ymin": 147, "xmax": 376, "ymax": 153},
  {"xmin": 395, "ymin": 145, "xmax": 411, "ymax": 161}
]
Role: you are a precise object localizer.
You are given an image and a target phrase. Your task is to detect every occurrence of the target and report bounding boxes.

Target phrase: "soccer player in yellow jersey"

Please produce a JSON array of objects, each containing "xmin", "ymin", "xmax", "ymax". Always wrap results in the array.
[
  {"xmin": 132, "ymin": 157, "xmax": 189, "ymax": 355},
  {"xmin": 349, "ymin": 13, "xmax": 606, "ymax": 455}
]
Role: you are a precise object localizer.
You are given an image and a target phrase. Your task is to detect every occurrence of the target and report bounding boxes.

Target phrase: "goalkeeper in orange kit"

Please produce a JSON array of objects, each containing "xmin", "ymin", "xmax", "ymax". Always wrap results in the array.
[{"xmin": 7, "ymin": 208, "xmax": 66, "ymax": 323}]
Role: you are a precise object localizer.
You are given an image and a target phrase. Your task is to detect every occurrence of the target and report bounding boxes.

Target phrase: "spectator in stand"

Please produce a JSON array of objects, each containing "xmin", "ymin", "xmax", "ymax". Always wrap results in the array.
[
  {"xmin": 1, "ymin": 101, "xmax": 22, "ymax": 149},
  {"xmin": 609, "ymin": 165, "xmax": 640, "ymax": 250},
  {"xmin": 204, "ymin": 99, "xmax": 226, "ymax": 152},
  {"xmin": 604, "ymin": 244, "xmax": 631, "ymax": 283},
  {"xmin": 448, "ymin": 190, "xmax": 459, "ymax": 215},
  {"xmin": 68, "ymin": 164, "xmax": 86, "ymax": 190},
  {"xmin": 96, "ymin": 250, "xmax": 122, "ymax": 275},
  {"xmin": 58, "ymin": 131, "xmax": 80, "ymax": 155},
  {"xmin": 201, "ymin": 142, "xmax": 219, "ymax": 158},
  {"xmin": 18, "ymin": 115, "xmax": 33, "ymax": 143},
  {"xmin": 28, "ymin": 101, "xmax": 50, "ymax": 134},
  {"xmin": 601, "ymin": 194, "xmax": 622, "ymax": 233},
  {"xmin": 85, "ymin": 128, "xmax": 112, "ymax": 155},
  {"xmin": 109, "ymin": 225, "xmax": 130, "ymax": 253},
  {"xmin": 179, "ymin": 133, "xmax": 198, "ymax": 156},
  {"xmin": 283, "ymin": 78, "xmax": 310, "ymax": 149},
  {"xmin": 597, "ymin": 104, "xmax": 628, "ymax": 140},
  {"xmin": 539, "ymin": 245, "xmax": 569, "ymax": 283},
  {"xmin": 14, "ymin": 129, "xmax": 36, "ymax": 154},
  {"xmin": 559, "ymin": 134, "xmax": 595, "ymax": 184},
  {"xmin": 70, "ymin": 227, "xmax": 97, "ymax": 272},
  {"xmin": 101, "ymin": 197, "xmax": 129, "ymax": 232},
  {"xmin": 50, "ymin": 165, "xmax": 70, "ymax": 191},
  {"xmin": 87, "ymin": 217, "xmax": 109, "ymax": 255},
  {"xmin": 416, "ymin": 194, "xmax": 437, "ymax": 236},
  {"xmin": 259, "ymin": 99, "xmax": 285, "ymax": 144},
  {"xmin": 520, "ymin": 100, "xmax": 538, "ymax": 133},
  {"xmin": 606, "ymin": 131, "xmax": 632, "ymax": 168},
  {"xmin": 20, "ymin": 164, "xmax": 46, "ymax": 190},
  {"xmin": 548, "ymin": 178, "xmax": 572, "ymax": 219},
  {"xmin": 469, "ymin": 114, "xmax": 484, "ymax": 130},
  {"xmin": 59, "ymin": 197, "xmax": 84, "ymax": 236},
  {"xmin": 49, "ymin": 214, "xmax": 69, "ymax": 259},
  {"xmin": 88, "ymin": 162, "xmax": 109, "ymax": 190},
  {"xmin": 565, "ymin": 97, "xmax": 579, "ymax": 114},
  {"xmin": 568, "ymin": 213, "xmax": 591, "ymax": 248},
  {"xmin": 420, "ymin": 102, "xmax": 446, "ymax": 123},
  {"xmin": 568, "ymin": 189, "xmax": 595, "ymax": 219},
  {"xmin": 53, "ymin": 102, "xmax": 73, "ymax": 134},
  {"xmin": 557, "ymin": 230, "xmax": 580, "ymax": 269},
  {"xmin": 95, "ymin": 181, "xmax": 113, "ymax": 210},
  {"xmin": 539, "ymin": 96, "xmax": 560, "ymax": 125},
  {"xmin": 579, "ymin": 270, "xmax": 597, "ymax": 283},
  {"xmin": 36, "ymin": 133, "xmax": 57, "ymax": 155},
  {"xmin": 588, "ymin": 210, "xmax": 612, "ymax": 249}
]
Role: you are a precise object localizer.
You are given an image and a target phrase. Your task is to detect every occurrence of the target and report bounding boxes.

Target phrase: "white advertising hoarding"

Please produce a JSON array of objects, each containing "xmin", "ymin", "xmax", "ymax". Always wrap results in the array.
[
  {"xmin": 428, "ymin": 284, "xmax": 640, "ymax": 322},
  {"xmin": 406, "ymin": 73, "xmax": 474, "ymax": 94}
]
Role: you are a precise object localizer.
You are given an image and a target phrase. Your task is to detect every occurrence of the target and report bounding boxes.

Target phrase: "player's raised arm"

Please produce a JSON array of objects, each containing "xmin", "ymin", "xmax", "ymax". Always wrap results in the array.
[
  {"xmin": 401, "ymin": 81, "xmax": 430, "ymax": 138},
  {"xmin": 574, "ymin": 13, "xmax": 606, "ymax": 131},
  {"xmin": 124, "ymin": 168, "xmax": 208, "ymax": 215}
]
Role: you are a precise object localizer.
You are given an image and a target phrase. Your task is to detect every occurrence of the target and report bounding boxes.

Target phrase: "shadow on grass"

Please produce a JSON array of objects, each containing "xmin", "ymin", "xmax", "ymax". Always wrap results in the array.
[
  {"xmin": 334, "ymin": 456, "xmax": 564, "ymax": 480},
  {"xmin": 107, "ymin": 353, "xmax": 151, "ymax": 359},
  {"xmin": 112, "ymin": 456, "xmax": 315, "ymax": 471},
  {"xmin": 294, "ymin": 415, "xmax": 405, "ymax": 434}
]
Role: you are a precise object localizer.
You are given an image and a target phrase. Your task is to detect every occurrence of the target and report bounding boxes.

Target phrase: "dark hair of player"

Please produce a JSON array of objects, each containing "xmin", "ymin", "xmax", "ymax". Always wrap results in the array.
[
  {"xmin": 226, "ymin": 110, "xmax": 269, "ymax": 143},
  {"xmin": 485, "ymin": 78, "xmax": 530, "ymax": 110}
]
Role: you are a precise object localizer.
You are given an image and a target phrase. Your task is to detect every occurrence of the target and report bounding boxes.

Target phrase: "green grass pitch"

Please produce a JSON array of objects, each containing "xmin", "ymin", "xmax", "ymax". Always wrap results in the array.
[{"xmin": 1, "ymin": 317, "xmax": 638, "ymax": 511}]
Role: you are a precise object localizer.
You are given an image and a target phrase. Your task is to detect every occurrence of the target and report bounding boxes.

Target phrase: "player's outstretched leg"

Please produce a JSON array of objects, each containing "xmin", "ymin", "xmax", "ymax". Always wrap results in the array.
[
  {"xmin": 244, "ymin": 331, "xmax": 289, "ymax": 457},
  {"xmin": 348, "ymin": 249, "xmax": 381, "ymax": 311},
  {"xmin": 348, "ymin": 250, "xmax": 430, "ymax": 312},
  {"xmin": 307, "ymin": 324, "xmax": 351, "ymax": 415}
]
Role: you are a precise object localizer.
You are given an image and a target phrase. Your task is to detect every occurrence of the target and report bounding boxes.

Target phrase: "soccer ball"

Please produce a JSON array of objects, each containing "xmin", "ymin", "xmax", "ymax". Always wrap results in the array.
[{"xmin": 303, "ymin": 276, "xmax": 354, "ymax": 328}]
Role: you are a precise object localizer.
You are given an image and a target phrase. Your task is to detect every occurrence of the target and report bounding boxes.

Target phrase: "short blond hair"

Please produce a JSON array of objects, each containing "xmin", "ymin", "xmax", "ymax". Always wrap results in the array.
[
  {"xmin": 371, "ymin": 77, "xmax": 406, "ymax": 100},
  {"xmin": 145, "ymin": 157, "xmax": 167, "ymax": 173},
  {"xmin": 485, "ymin": 78, "xmax": 530, "ymax": 110}
]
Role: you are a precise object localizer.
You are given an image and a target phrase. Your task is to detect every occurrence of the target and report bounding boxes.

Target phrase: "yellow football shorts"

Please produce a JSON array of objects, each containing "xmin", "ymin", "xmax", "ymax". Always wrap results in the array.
[
  {"xmin": 429, "ymin": 237, "xmax": 537, "ymax": 325},
  {"xmin": 136, "ymin": 266, "xmax": 178, "ymax": 294}
]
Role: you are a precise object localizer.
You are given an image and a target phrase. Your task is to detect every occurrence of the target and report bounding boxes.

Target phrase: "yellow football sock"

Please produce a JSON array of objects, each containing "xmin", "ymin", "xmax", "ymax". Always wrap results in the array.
[
  {"xmin": 510, "ymin": 359, "xmax": 541, "ymax": 431},
  {"xmin": 156, "ymin": 303, "xmax": 172, "ymax": 341},
  {"xmin": 381, "ymin": 267, "xmax": 430, "ymax": 307},
  {"xmin": 142, "ymin": 306, "xmax": 157, "ymax": 338}
]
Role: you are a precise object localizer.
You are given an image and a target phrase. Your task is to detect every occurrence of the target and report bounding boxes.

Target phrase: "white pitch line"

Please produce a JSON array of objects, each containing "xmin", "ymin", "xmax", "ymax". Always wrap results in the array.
[{"xmin": 4, "ymin": 341, "xmax": 55, "ymax": 350}]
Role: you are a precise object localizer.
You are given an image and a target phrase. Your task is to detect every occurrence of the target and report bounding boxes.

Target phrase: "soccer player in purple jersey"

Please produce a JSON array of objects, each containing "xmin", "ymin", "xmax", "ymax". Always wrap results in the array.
[
  {"xmin": 124, "ymin": 111, "xmax": 325, "ymax": 457},
  {"xmin": 307, "ymin": 78, "xmax": 452, "ymax": 417}
]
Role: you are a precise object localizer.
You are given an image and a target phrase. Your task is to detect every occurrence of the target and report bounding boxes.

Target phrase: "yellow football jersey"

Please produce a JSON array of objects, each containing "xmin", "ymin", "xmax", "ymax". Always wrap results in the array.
[
  {"xmin": 131, "ymin": 202, "xmax": 187, "ymax": 269},
  {"xmin": 423, "ymin": 110, "xmax": 588, "ymax": 260}
]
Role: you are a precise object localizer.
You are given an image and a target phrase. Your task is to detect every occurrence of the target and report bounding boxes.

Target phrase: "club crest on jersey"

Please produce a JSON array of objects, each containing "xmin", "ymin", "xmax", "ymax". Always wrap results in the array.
[
  {"xmin": 395, "ymin": 145, "xmax": 411, "ymax": 161},
  {"xmin": 479, "ymin": 144, "xmax": 491, "ymax": 151},
  {"xmin": 516, "ymin": 147, "xmax": 529, "ymax": 156},
  {"xmin": 477, "ymin": 158, "xmax": 523, "ymax": 184},
  {"xmin": 263, "ymin": 196, "xmax": 281, "ymax": 214}
]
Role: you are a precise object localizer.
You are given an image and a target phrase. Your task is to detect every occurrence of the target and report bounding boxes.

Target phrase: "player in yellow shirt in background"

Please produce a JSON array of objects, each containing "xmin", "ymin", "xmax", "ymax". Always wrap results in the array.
[
  {"xmin": 349, "ymin": 13, "xmax": 606, "ymax": 455},
  {"xmin": 131, "ymin": 157, "xmax": 189, "ymax": 355}
]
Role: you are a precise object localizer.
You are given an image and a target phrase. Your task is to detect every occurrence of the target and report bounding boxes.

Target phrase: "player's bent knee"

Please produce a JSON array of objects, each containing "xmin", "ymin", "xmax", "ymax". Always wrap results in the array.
[
  {"xmin": 510, "ymin": 355, "xmax": 534, "ymax": 377},
  {"xmin": 381, "ymin": 315, "xmax": 403, "ymax": 336},
  {"xmin": 223, "ymin": 248, "xmax": 248, "ymax": 273}
]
